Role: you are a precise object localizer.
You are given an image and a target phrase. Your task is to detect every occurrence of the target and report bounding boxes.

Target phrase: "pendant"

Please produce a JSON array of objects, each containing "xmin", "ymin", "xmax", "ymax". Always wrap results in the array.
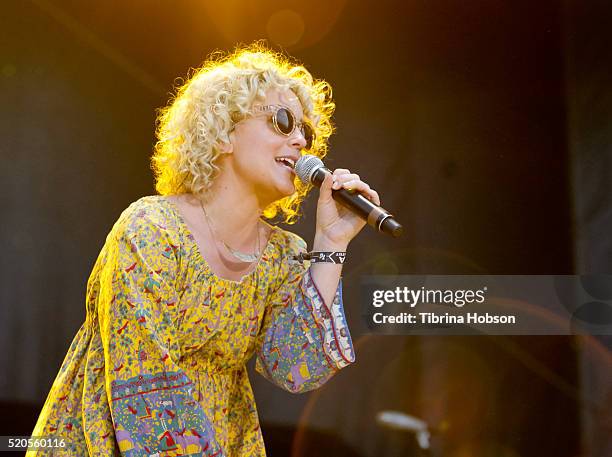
[{"xmin": 222, "ymin": 241, "xmax": 259, "ymax": 263}]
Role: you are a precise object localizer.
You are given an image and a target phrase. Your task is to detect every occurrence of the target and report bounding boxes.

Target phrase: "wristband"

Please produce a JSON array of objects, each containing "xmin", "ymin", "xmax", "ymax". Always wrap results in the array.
[{"xmin": 292, "ymin": 251, "xmax": 346, "ymax": 264}]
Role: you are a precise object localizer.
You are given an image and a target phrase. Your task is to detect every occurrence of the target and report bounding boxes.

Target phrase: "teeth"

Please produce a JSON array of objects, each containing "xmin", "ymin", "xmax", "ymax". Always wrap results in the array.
[{"xmin": 275, "ymin": 157, "xmax": 295, "ymax": 168}]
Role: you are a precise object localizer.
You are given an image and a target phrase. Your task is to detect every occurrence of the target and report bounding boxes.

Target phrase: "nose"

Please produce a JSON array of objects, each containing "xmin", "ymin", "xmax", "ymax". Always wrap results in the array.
[{"xmin": 289, "ymin": 127, "xmax": 307, "ymax": 150}]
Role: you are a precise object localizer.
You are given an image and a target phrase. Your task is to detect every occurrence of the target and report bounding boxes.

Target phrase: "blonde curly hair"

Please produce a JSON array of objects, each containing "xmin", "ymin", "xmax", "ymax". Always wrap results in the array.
[{"xmin": 151, "ymin": 42, "xmax": 335, "ymax": 224}]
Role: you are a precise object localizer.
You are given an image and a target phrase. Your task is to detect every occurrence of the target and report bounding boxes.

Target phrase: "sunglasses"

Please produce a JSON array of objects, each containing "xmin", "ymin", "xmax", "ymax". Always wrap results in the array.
[{"xmin": 249, "ymin": 104, "xmax": 316, "ymax": 150}]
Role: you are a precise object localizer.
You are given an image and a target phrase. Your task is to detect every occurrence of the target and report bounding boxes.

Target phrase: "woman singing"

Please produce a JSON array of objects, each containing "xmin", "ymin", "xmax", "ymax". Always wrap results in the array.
[{"xmin": 29, "ymin": 43, "xmax": 379, "ymax": 456}]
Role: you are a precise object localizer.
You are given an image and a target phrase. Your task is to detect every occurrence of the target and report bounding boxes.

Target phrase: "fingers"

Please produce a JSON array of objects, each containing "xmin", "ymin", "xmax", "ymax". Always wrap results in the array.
[
  {"xmin": 364, "ymin": 188, "xmax": 381, "ymax": 206},
  {"xmin": 330, "ymin": 169, "xmax": 381, "ymax": 206},
  {"xmin": 331, "ymin": 171, "xmax": 360, "ymax": 189},
  {"xmin": 332, "ymin": 168, "xmax": 351, "ymax": 177},
  {"xmin": 318, "ymin": 172, "xmax": 334, "ymax": 203},
  {"xmin": 322, "ymin": 171, "xmax": 334, "ymax": 191}
]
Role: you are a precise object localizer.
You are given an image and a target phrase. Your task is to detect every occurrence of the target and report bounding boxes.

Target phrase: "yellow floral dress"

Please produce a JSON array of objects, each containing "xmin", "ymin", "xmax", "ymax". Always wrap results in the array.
[{"xmin": 28, "ymin": 195, "xmax": 354, "ymax": 456}]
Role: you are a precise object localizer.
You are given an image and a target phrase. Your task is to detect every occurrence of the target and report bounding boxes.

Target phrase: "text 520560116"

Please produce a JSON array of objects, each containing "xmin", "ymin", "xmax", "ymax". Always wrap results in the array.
[{"xmin": 1, "ymin": 436, "xmax": 67, "ymax": 451}]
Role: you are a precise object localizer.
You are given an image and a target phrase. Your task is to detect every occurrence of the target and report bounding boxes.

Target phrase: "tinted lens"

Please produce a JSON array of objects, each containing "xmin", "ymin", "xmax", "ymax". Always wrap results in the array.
[
  {"xmin": 274, "ymin": 106, "xmax": 315, "ymax": 149},
  {"xmin": 301, "ymin": 123, "xmax": 315, "ymax": 150},
  {"xmin": 274, "ymin": 107, "xmax": 294, "ymax": 134}
]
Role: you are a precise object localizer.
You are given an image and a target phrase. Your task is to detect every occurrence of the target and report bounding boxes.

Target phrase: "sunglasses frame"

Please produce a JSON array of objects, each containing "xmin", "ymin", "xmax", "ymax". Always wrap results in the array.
[{"xmin": 250, "ymin": 104, "xmax": 316, "ymax": 150}]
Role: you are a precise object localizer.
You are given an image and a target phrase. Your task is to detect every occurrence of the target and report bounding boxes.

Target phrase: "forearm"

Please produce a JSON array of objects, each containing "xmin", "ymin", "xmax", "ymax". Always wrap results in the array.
[{"xmin": 309, "ymin": 232, "xmax": 348, "ymax": 307}]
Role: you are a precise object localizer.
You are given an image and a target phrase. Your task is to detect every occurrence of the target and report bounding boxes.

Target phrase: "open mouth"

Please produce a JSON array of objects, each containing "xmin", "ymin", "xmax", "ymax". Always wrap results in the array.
[{"xmin": 275, "ymin": 157, "xmax": 296, "ymax": 172}]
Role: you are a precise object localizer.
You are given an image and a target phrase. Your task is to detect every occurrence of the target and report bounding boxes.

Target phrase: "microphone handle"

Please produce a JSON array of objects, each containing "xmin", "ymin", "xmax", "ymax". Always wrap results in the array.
[{"xmin": 311, "ymin": 167, "xmax": 403, "ymax": 237}]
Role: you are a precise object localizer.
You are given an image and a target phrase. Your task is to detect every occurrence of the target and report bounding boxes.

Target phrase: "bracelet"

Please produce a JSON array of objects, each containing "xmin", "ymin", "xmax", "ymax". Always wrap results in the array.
[{"xmin": 292, "ymin": 251, "xmax": 346, "ymax": 264}]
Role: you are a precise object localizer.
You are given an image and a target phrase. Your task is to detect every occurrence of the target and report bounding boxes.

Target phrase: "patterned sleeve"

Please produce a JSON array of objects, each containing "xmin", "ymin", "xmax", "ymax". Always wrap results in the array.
[
  {"xmin": 255, "ymin": 231, "xmax": 355, "ymax": 393},
  {"xmin": 97, "ymin": 203, "xmax": 223, "ymax": 456}
]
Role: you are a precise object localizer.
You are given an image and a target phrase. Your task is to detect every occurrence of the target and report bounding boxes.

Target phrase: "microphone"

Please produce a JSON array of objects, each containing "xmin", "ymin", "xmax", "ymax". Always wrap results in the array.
[{"xmin": 295, "ymin": 155, "xmax": 403, "ymax": 237}]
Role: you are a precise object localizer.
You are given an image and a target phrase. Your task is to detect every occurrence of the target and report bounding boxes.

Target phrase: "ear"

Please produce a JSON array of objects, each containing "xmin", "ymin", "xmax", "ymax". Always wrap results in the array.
[
  {"xmin": 218, "ymin": 143, "xmax": 233, "ymax": 154},
  {"xmin": 218, "ymin": 136, "xmax": 234, "ymax": 155}
]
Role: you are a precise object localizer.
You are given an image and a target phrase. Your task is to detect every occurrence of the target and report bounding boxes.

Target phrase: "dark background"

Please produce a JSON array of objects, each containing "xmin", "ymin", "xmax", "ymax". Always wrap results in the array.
[{"xmin": 1, "ymin": 0, "xmax": 611, "ymax": 455}]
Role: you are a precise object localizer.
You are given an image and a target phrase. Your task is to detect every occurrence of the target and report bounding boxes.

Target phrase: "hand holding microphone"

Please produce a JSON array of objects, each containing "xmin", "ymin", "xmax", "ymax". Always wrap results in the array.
[{"xmin": 295, "ymin": 155, "xmax": 403, "ymax": 240}]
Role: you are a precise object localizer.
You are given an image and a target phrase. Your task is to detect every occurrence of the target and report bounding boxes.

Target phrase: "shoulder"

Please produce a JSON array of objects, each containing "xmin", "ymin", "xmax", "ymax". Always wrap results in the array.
[
  {"xmin": 263, "ymin": 226, "xmax": 309, "ymax": 283},
  {"xmin": 268, "ymin": 225, "xmax": 308, "ymax": 255},
  {"xmin": 110, "ymin": 195, "xmax": 183, "ymax": 241}
]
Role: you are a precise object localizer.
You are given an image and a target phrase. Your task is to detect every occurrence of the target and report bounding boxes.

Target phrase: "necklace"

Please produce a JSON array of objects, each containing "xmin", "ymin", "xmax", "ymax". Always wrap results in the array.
[{"xmin": 200, "ymin": 201, "xmax": 261, "ymax": 263}]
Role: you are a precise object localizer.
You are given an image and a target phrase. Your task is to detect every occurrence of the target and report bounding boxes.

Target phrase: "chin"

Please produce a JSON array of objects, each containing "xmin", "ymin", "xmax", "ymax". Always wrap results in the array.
[
  {"xmin": 272, "ymin": 181, "xmax": 296, "ymax": 201},
  {"xmin": 277, "ymin": 186, "xmax": 295, "ymax": 200}
]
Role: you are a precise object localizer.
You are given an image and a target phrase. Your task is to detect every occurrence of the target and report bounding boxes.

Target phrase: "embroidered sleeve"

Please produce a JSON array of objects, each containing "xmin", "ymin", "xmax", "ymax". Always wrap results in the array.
[{"xmin": 255, "ymin": 232, "xmax": 355, "ymax": 393}]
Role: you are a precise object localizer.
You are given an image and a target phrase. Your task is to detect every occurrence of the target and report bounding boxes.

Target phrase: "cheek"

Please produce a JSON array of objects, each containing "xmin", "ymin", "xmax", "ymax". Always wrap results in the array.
[
  {"xmin": 236, "ymin": 132, "xmax": 277, "ymax": 154},
  {"xmin": 232, "ymin": 145, "xmax": 272, "ymax": 180},
  {"xmin": 231, "ymin": 125, "xmax": 286, "ymax": 172}
]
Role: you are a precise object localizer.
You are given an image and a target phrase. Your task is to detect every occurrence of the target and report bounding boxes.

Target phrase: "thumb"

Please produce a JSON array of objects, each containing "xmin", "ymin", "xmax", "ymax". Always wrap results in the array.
[{"xmin": 318, "ymin": 172, "xmax": 334, "ymax": 204}]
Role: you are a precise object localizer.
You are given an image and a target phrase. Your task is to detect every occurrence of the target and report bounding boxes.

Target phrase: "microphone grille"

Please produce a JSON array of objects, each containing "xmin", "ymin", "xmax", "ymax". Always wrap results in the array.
[{"xmin": 295, "ymin": 154, "xmax": 324, "ymax": 184}]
